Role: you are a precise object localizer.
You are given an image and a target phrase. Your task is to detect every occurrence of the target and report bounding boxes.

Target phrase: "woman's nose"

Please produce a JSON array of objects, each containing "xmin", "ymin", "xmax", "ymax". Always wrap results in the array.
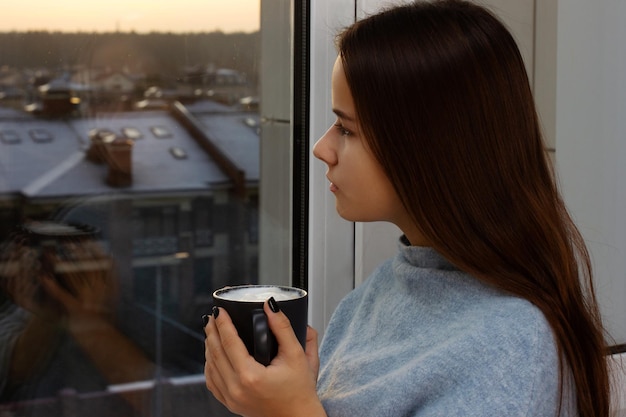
[{"xmin": 312, "ymin": 126, "xmax": 336, "ymax": 165}]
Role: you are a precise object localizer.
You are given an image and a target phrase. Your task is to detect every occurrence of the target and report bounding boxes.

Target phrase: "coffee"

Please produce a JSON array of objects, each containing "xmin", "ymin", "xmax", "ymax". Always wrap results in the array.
[
  {"xmin": 216, "ymin": 286, "xmax": 301, "ymax": 302},
  {"xmin": 212, "ymin": 285, "xmax": 308, "ymax": 365}
]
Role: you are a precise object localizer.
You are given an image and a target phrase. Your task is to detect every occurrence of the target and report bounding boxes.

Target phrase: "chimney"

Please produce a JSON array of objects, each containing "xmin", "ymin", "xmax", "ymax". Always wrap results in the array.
[
  {"xmin": 104, "ymin": 137, "xmax": 133, "ymax": 187},
  {"xmin": 86, "ymin": 129, "xmax": 116, "ymax": 164}
]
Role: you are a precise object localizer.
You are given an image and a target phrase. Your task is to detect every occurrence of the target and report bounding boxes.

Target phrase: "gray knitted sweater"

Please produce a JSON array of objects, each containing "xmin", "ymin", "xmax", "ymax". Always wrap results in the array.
[{"xmin": 317, "ymin": 241, "xmax": 575, "ymax": 417}]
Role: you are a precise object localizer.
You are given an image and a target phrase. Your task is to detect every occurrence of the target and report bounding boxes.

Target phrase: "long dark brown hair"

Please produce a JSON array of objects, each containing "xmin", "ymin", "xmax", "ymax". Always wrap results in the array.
[{"xmin": 337, "ymin": 1, "xmax": 610, "ymax": 416}]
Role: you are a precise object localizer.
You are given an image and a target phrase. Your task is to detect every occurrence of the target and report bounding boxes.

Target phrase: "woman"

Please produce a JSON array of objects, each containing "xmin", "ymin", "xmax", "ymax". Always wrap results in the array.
[{"xmin": 203, "ymin": 1, "xmax": 610, "ymax": 416}]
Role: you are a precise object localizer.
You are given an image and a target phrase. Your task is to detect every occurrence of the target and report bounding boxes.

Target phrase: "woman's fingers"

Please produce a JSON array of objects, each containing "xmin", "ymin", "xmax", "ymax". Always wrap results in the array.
[
  {"xmin": 204, "ymin": 334, "xmax": 227, "ymax": 405},
  {"xmin": 305, "ymin": 326, "xmax": 320, "ymax": 377},
  {"xmin": 263, "ymin": 300, "xmax": 304, "ymax": 360},
  {"xmin": 213, "ymin": 307, "xmax": 261, "ymax": 372},
  {"xmin": 204, "ymin": 308, "xmax": 260, "ymax": 391},
  {"xmin": 204, "ymin": 311, "xmax": 234, "ymax": 401},
  {"xmin": 204, "ymin": 307, "xmax": 268, "ymax": 415},
  {"xmin": 203, "ymin": 304, "xmax": 323, "ymax": 417},
  {"xmin": 40, "ymin": 273, "xmax": 74, "ymax": 306}
]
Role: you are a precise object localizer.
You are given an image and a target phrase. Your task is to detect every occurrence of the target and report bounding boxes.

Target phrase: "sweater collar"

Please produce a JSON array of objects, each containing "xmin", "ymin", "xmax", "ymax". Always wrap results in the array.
[{"xmin": 397, "ymin": 235, "xmax": 457, "ymax": 271}]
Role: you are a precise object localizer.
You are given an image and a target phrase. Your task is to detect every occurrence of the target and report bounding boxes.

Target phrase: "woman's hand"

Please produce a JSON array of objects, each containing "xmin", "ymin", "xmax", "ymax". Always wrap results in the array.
[
  {"xmin": 204, "ymin": 301, "xmax": 326, "ymax": 417},
  {"xmin": 0, "ymin": 241, "xmax": 116, "ymax": 323},
  {"xmin": 42, "ymin": 255, "xmax": 117, "ymax": 320},
  {"xmin": 1, "ymin": 246, "xmax": 63, "ymax": 320}
]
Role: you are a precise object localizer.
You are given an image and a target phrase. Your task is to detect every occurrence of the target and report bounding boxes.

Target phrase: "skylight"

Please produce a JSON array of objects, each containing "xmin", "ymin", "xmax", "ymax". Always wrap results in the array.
[
  {"xmin": 169, "ymin": 147, "xmax": 187, "ymax": 160},
  {"xmin": 29, "ymin": 129, "xmax": 53, "ymax": 143},
  {"xmin": 122, "ymin": 127, "xmax": 143, "ymax": 140},
  {"xmin": 151, "ymin": 126, "xmax": 172, "ymax": 138},
  {"xmin": 0, "ymin": 130, "xmax": 21, "ymax": 144}
]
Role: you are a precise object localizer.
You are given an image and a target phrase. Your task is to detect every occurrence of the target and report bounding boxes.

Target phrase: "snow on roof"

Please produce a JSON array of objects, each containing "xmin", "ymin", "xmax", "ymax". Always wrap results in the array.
[{"xmin": 0, "ymin": 101, "xmax": 259, "ymax": 200}]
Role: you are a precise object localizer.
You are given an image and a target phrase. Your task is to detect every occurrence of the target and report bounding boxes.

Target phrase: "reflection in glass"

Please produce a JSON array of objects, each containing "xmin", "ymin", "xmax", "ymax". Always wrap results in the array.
[{"xmin": 0, "ymin": 2, "xmax": 263, "ymax": 416}]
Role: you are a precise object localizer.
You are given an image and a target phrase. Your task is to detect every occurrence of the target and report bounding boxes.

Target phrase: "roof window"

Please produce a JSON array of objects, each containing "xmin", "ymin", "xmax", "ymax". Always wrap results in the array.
[
  {"xmin": 29, "ymin": 129, "xmax": 53, "ymax": 143},
  {"xmin": 169, "ymin": 147, "xmax": 187, "ymax": 160},
  {"xmin": 88, "ymin": 128, "xmax": 117, "ymax": 143},
  {"xmin": 122, "ymin": 127, "xmax": 143, "ymax": 140},
  {"xmin": 151, "ymin": 126, "xmax": 172, "ymax": 138},
  {"xmin": 0, "ymin": 130, "xmax": 21, "ymax": 144},
  {"xmin": 243, "ymin": 117, "xmax": 258, "ymax": 128}
]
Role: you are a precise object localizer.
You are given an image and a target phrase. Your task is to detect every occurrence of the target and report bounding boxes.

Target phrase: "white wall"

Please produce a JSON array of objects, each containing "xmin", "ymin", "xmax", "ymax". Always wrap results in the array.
[{"xmin": 553, "ymin": 0, "xmax": 626, "ymax": 346}]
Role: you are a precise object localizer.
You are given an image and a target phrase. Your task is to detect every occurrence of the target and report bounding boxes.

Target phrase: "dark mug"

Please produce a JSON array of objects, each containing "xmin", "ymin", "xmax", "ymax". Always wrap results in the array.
[{"xmin": 212, "ymin": 285, "xmax": 308, "ymax": 366}]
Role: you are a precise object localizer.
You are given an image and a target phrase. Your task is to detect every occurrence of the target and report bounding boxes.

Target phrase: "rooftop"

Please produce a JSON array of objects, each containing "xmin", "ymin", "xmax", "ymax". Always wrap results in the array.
[{"xmin": 0, "ymin": 101, "xmax": 259, "ymax": 200}]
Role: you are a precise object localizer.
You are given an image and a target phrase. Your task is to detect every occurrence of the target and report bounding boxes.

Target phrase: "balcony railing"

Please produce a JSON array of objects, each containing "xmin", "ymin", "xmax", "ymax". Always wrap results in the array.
[{"xmin": 0, "ymin": 375, "xmax": 236, "ymax": 417}]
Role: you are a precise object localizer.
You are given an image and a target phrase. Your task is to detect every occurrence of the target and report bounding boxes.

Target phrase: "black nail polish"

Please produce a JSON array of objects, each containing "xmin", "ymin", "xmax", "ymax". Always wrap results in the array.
[
  {"xmin": 268, "ymin": 297, "xmax": 280, "ymax": 313},
  {"xmin": 202, "ymin": 314, "xmax": 210, "ymax": 327},
  {"xmin": 212, "ymin": 306, "xmax": 220, "ymax": 319}
]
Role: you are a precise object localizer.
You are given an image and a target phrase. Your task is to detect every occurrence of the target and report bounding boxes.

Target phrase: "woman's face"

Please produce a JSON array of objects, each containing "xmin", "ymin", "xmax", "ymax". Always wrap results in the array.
[{"xmin": 313, "ymin": 57, "xmax": 410, "ymax": 227}]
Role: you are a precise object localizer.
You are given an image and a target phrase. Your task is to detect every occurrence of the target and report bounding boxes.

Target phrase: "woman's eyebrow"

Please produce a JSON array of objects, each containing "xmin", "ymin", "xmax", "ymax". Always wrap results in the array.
[{"xmin": 332, "ymin": 109, "xmax": 356, "ymax": 122}]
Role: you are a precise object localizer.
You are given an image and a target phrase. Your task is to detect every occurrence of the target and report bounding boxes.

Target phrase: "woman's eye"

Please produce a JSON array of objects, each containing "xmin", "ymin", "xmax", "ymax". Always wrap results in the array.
[{"xmin": 333, "ymin": 123, "xmax": 350, "ymax": 136}]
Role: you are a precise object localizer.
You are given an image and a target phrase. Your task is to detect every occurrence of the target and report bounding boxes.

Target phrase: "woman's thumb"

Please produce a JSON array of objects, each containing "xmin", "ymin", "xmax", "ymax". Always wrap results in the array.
[{"xmin": 305, "ymin": 326, "xmax": 320, "ymax": 375}]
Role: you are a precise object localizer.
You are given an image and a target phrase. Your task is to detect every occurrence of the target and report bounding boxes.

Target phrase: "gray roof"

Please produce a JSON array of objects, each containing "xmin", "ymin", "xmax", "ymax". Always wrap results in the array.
[
  {"xmin": 193, "ymin": 112, "xmax": 260, "ymax": 180},
  {"xmin": 0, "ymin": 102, "xmax": 259, "ymax": 200}
]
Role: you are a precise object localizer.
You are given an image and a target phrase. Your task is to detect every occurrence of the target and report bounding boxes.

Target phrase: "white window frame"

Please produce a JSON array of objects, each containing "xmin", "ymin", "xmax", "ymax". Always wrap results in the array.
[{"xmin": 307, "ymin": 0, "xmax": 356, "ymax": 334}]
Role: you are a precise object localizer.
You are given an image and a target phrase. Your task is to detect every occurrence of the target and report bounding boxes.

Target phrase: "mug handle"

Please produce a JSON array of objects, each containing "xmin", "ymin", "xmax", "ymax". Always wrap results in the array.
[{"xmin": 251, "ymin": 309, "xmax": 271, "ymax": 366}]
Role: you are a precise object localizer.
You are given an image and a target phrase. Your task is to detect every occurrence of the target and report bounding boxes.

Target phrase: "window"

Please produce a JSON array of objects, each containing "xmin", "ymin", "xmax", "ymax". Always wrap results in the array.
[
  {"xmin": 28, "ymin": 128, "xmax": 53, "ymax": 143},
  {"xmin": 193, "ymin": 198, "xmax": 214, "ymax": 247},
  {"xmin": 169, "ymin": 146, "xmax": 187, "ymax": 159},
  {"xmin": 0, "ymin": 1, "xmax": 299, "ymax": 416},
  {"xmin": 150, "ymin": 126, "xmax": 173, "ymax": 138},
  {"xmin": 194, "ymin": 257, "xmax": 214, "ymax": 294},
  {"xmin": 0, "ymin": 130, "xmax": 20, "ymax": 144},
  {"xmin": 248, "ymin": 195, "xmax": 259, "ymax": 244},
  {"xmin": 122, "ymin": 127, "xmax": 143, "ymax": 140}
]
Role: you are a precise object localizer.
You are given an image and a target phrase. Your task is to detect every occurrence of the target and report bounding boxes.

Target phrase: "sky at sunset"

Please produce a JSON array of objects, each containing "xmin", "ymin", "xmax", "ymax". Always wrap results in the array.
[{"xmin": 0, "ymin": 0, "xmax": 260, "ymax": 33}]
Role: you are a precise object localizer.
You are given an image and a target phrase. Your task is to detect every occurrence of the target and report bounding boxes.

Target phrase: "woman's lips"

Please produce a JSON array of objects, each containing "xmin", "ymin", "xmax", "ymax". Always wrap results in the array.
[{"xmin": 329, "ymin": 182, "xmax": 338, "ymax": 193}]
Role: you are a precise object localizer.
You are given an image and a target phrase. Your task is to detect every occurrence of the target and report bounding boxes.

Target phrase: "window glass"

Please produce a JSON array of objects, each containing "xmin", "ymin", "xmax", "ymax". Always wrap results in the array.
[{"xmin": 0, "ymin": 1, "xmax": 291, "ymax": 416}]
